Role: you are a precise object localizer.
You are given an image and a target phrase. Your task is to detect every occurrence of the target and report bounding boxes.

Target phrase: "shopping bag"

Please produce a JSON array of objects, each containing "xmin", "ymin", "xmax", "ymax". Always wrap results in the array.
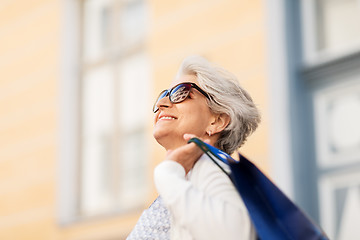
[{"xmin": 189, "ymin": 138, "xmax": 328, "ymax": 240}]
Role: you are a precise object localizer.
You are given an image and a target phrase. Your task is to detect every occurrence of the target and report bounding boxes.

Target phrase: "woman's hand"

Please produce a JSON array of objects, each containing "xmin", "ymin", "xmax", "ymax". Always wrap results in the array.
[{"xmin": 166, "ymin": 134, "xmax": 211, "ymax": 174}]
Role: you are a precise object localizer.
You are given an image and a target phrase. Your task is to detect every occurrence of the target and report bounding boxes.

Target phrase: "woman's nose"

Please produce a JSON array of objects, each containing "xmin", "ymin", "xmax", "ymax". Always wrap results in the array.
[{"xmin": 156, "ymin": 95, "xmax": 172, "ymax": 111}]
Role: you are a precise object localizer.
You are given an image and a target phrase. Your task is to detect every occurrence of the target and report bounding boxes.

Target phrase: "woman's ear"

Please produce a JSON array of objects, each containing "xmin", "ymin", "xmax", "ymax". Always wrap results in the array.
[{"xmin": 211, "ymin": 113, "xmax": 230, "ymax": 134}]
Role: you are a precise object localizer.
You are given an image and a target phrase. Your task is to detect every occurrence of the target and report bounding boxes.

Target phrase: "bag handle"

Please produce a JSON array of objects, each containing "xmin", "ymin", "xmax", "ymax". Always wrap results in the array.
[{"xmin": 188, "ymin": 137, "xmax": 234, "ymax": 181}]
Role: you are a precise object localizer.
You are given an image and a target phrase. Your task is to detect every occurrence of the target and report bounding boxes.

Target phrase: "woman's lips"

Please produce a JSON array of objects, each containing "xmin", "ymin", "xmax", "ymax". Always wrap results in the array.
[
  {"xmin": 157, "ymin": 114, "xmax": 177, "ymax": 122},
  {"xmin": 159, "ymin": 116, "xmax": 176, "ymax": 120}
]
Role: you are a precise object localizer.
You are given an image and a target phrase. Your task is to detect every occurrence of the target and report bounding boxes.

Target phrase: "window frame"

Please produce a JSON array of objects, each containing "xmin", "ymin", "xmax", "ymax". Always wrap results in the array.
[{"xmin": 59, "ymin": 0, "xmax": 150, "ymax": 223}]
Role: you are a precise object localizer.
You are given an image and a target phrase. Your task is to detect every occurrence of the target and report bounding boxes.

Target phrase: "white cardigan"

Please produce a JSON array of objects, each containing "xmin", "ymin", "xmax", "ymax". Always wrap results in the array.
[{"xmin": 154, "ymin": 154, "xmax": 256, "ymax": 240}]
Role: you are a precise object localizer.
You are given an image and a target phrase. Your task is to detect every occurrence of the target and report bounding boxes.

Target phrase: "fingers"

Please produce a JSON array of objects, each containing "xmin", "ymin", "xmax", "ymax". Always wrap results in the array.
[
  {"xmin": 183, "ymin": 133, "xmax": 197, "ymax": 141},
  {"xmin": 183, "ymin": 133, "xmax": 212, "ymax": 144}
]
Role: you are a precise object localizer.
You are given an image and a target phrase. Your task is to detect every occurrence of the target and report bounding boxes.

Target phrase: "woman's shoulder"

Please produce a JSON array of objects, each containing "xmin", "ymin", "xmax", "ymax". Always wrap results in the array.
[
  {"xmin": 190, "ymin": 154, "xmax": 232, "ymax": 189},
  {"xmin": 192, "ymin": 153, "xmax": 230, "ymax": 175},
  {"xmin": 189, "ymin": 153, "xmax": 245, "ymax": 207}
]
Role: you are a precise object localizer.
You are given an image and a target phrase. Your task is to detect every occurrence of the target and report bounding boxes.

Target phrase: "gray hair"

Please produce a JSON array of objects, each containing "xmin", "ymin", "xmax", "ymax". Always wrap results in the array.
[{"xmin": 177, "ymin": 56, "xmax": 261, "ymax": 154}]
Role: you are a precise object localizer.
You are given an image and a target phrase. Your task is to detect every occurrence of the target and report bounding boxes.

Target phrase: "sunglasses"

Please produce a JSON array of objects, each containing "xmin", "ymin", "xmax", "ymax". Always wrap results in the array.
[{"xmin": 153, "ymin": 82, "xmax": 210, "ymax": 113}]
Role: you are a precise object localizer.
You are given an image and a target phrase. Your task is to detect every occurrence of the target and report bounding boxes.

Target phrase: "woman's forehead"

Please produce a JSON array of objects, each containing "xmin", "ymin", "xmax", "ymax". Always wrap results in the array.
[{"xmin": 170, "ymin": 74, "xmax": 198, "ymax": 88}]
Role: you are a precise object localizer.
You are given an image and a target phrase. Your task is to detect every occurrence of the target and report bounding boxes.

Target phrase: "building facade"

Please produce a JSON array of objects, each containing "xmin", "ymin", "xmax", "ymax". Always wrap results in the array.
[{"xmin": 0, "ymin": 0, "xmax": 359, "ymax": 239}]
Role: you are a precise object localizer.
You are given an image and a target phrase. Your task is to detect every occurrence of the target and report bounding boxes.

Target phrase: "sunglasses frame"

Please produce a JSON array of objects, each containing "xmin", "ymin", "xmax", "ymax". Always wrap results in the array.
[{"xmin": 153, "ymin": 82, "xmax": 210, "ymax": 113}]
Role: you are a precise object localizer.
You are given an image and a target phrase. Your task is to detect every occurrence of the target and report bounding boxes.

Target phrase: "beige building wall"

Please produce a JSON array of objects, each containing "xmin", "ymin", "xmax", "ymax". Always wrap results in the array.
[
  {"xmin": 0, "ymin": 0, "xmax": 60, "ymax": 239},
  {"xmin": 0, "ymin": 0, "xmax": 269, "ymax": 239}
]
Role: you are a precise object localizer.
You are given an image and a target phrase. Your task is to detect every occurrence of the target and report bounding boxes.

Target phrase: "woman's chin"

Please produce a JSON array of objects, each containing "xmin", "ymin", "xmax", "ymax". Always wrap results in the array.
[
  {"xmin": 153, "ymin": 129, "xmax": 169, "ymax": 146},
  {"xmin": 153, "ymin": 131, "xmax": 184, "ymax": 150}
]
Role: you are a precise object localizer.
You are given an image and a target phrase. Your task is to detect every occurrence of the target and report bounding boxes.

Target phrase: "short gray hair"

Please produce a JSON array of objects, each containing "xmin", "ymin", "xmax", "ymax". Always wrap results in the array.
[{"xmin": 177, "ymin": 56, "xmax": 261, "ymax": 154}]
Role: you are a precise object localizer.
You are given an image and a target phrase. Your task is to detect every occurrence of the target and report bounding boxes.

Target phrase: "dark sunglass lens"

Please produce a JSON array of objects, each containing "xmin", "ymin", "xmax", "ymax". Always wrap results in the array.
[
  {"xmin": 158, "ymin": 90, "xmax": 168, "ymax": 101},
  {"xmin": 170, "ymin": 84, "xmax": 191, "ymax": 103}
]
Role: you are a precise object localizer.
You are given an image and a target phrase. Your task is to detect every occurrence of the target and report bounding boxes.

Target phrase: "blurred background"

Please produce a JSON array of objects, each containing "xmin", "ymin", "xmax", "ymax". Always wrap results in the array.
[{"xmin": 1, "ymin": 0, "xmax": 360, "ymax": 239}]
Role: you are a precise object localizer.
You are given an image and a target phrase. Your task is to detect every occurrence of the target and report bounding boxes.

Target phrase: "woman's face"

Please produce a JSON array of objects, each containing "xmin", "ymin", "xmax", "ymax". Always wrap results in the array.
[{"xmin": 153, "ymin": 74, "xmax": 215, "ymax": 151}]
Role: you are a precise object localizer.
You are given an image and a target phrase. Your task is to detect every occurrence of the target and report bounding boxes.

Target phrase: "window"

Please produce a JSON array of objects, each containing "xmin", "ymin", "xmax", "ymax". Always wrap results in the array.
[
  {"xmin": 311, "ymin": 74, "xmax": 360, "ymax": 240},
  {"xmin": 79, "ymin": 0, "xmax": 150, "ymax": 217},
  {"xmin": 267, "ymin": 0, "xmax": 360, "ymax": 239},
  {"xmin": 300, "ymin": 0, "xmax": 360, "ymax": 239},
  {"xmin": 302, "ymin": 0, "xmax": 360, "ymax": 63}
]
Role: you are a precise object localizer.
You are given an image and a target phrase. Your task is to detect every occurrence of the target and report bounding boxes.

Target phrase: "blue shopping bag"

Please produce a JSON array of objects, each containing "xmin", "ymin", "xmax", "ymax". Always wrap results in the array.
[{"xmin": 189, "ymin": 138, "xmax": 328, "ymax": 240}]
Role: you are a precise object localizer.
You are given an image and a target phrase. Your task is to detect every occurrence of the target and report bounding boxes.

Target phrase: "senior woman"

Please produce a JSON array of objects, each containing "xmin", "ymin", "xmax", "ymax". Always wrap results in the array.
[{"xmin": 127, "ymin": 56, "xmax": 260, "ymax": 240}]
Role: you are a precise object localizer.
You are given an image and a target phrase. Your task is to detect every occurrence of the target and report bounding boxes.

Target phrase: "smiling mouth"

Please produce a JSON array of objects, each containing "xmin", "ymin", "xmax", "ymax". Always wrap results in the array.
[{"xmin": 159, "ymin": 116, "xmax": 176, "ymax": 121}]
